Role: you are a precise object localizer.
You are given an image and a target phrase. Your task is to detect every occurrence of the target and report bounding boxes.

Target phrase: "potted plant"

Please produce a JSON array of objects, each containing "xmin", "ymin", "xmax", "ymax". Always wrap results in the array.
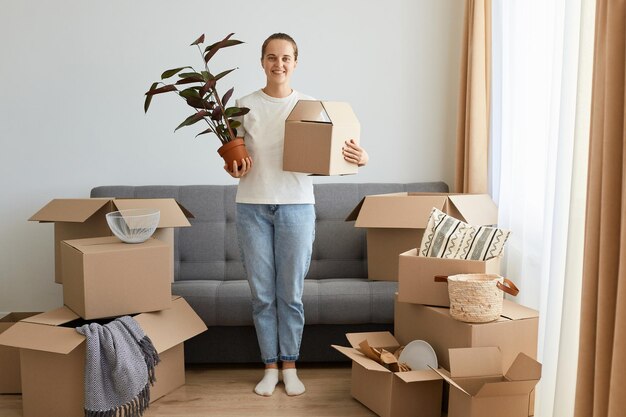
[{"xmin": 144, "ymin": 33, "xmax": 250, "ymax": 169}]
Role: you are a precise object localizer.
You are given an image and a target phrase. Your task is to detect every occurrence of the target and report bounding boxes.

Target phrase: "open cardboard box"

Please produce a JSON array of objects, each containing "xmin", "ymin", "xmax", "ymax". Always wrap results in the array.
[
  {"xmin": 398, "ymin": 248, "xmax": 502, "ymax": 307},
  {"xmin": 61, "ymin": 236, "xmax": 172, "ymax": 319},
  {"xmin": 283, "ymin": 100, "xmax": 360, "ymax": 176},
  {"xmin": 0, "ymin": 296, "xmax": 207, "ymax": 417},
  {"xmin": 29, "ymin": 198, "xmax": 193, "ymax": 283},
  {"xmin": 395, "ymin": 297, "xmax": 539, "ymax": 416},
  {"xmin": 432, "ymin": 347, "xmax": 541, "ymax": 417},
  {"xmin": 0, "ymin": 312, "xmax": 41, "ymax": 394},
  {"xmin": 332, "ymin": 331, "xmax": 443, "ymax": 417},
  {"xmin": 346, "ymin": 193, "xmax": 498, "ymax": 281}
]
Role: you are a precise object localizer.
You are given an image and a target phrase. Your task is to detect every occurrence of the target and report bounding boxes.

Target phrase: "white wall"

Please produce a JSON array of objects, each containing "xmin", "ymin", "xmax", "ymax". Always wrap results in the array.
[{"xmin": 0, "ymin": 0, "xmax": 464, "ymax": 311}]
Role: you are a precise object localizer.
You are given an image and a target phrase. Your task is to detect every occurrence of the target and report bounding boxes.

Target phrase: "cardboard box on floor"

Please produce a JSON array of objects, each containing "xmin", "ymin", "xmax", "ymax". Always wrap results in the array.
[
  {"xmin": 398, "ymin": 248, "xmax": 502, "ymax": 307},
  {"xmin": 29, "ymin": 198, "xmax": 193, "ymax": 283},
  {"xmin": 332, "ymin": 331, "xmax": 443, "ymax": 417},
  {"xmin": 0, "ymin": 296, "xmax": 207, "ymax": 417},
  {"xmin": 61, "ymin": 236, "xmax": 172, "ymax": 319},
  {"xmin": 346, "ymin": 193, "xmax": 498, "ymax": 281},
  {"xmin": 432, "ymin": 347, "xmax": 541, "ymax": 417},
  {"xmin": 283, "ymin": 100, "xmax": 360, "ymax": 176},
  {"xmin": 0, "ymin": 312, "xmax": 40, "ymax": 394},
  {"xmin": 394, "ymin": 297, "xmax": 539, "ymax": 416}
]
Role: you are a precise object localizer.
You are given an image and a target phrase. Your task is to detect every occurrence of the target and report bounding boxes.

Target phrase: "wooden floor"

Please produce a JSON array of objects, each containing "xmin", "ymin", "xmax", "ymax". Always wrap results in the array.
[{"xmin": 0, "ymin": 364, "xmax": 380, "ymax": 417}]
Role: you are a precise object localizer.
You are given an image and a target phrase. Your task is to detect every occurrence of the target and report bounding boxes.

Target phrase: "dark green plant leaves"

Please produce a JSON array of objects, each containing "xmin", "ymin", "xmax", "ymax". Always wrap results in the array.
[
  {"xmin": 179, "ymin": 87, "xmax": 201, "ymax": 100},
  {"xmin": 229, "ymin": 120, "xmax": 241, "ymax": 129},
  {"xmin": 224, "ymin": 107, "xmax": 250, "ymax": 117},
  {"xmin": 161, "ymin": 67, "xmax": 192, "ymax": 80},
  {"xmin": 175, "ymin": 74, "xmax": 205, "ymax": 85},
  {"xmin": 175, "ymin": 110, "xmax": 210, "ymax": 131},
  {"xmin": 214, "ymin": 68, "xmax": 236, "ymax": 81},
  {"xmin": 190, "ymin": 34, "xmax": 205, "ymax": 46},
  {"xmin": 145, "ymin": 84, "xmax": 177, "ymax": 96},
  {"xmin": 204, "ymin": 39, "xmax": 244, "ymax": 53},
  {"xmin": 144, "ymin": 82, "xmax": 159, "ymax": 113},
  {"xmin": 195, "ymin": 127, "xmax": 215, "ymax": 138}
]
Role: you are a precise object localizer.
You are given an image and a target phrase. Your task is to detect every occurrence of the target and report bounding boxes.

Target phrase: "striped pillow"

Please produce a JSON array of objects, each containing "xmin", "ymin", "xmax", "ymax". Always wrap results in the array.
[{"xmin": 419, "ymin": 208, "xmax": 510, "ymax": 261}]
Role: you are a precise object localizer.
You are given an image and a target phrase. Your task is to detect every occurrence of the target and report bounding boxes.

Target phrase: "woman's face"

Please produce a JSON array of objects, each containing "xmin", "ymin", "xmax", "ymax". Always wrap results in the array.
[{"xmin": 261, "ymin": 39, "xmax": 297, "ymax": 86}]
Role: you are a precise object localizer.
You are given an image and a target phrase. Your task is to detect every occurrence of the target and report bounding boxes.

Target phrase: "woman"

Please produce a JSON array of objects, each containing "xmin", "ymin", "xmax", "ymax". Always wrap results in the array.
[{"xmin": 225, "ymin": 33, "xmax": 368, "ymax": 397}]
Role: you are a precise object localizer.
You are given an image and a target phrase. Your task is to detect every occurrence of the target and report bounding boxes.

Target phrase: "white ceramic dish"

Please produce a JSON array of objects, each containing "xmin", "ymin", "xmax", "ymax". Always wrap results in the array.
[{"xmin": 398, "ymin": 340, "xmax": 438, "ymax": 371}]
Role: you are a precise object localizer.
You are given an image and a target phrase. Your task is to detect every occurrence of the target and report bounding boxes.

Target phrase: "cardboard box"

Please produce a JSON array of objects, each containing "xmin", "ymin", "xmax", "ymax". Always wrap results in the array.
[
  {"xmin": 61, "ymin": 236, "xmax": 172, "ymax": 319},
  {"xmin": 0, "ymin": 296, "xmax": 207, "ymax": 417},
  {"xmin": 395, "ymin": 298, "xmax": 538, "ymax": 416},
  {"xmin": 29, "ymin": 198, "xmax": 193, "ymax": 283},
  {"xmin": 283, "ymin": 100, "xmax": 360, "ymax": 176},
  {"xmin": 346, "ymin": 193, "xmax": 498, "ymax": 281},
  {"xmin": 398, "ymin": 248, "xmax": 502, "ymax": 306},
  {"xmin": 332, "ymin": 331, "xmax": 443, "ymax": 417},
  {"xmin": 432, "ymin": 347, "xmax": 541, "ymax": 417},
  {"xmin": 0, "ymin": 312, "xmax": 40, "ymax": 394}
]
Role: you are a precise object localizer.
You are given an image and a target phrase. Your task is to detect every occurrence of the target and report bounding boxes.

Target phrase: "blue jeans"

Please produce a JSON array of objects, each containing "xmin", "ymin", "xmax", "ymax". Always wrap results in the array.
[{"xmin": 236, "ymin": 203, "xmax": 316, "ymax": 364}]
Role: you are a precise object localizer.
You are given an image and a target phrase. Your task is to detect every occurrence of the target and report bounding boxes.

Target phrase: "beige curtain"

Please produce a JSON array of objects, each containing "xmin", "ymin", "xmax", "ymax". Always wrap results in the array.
[
  {"xmin": 575, "ymin": 0, "xmax": 626, "ymax": 416},
  {"xmin": 455, "ymin": 0, "xmax": 491, "ymax": 194}
]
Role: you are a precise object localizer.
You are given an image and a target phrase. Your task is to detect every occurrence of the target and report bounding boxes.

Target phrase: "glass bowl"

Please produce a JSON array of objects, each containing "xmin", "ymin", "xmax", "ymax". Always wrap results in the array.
[{"xmin": 105, "ymin": 209, "xmax": 160, "ymax": 243}]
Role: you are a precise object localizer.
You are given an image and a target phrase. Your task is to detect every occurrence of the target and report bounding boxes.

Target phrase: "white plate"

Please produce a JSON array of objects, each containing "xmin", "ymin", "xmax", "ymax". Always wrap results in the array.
[{"xmin": 398, "ymin": 340, "xmax": 438, "ymax": 371}]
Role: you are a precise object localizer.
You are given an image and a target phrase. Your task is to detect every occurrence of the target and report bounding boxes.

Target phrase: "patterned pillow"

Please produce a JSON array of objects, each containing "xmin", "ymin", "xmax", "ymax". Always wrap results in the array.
[{"xmin": 419, "ymin": 208, "xmax": 510, "ymax": 261}]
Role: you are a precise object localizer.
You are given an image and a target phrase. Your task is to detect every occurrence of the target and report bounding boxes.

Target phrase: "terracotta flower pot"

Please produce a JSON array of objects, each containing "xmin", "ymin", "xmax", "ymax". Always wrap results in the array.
[{"xmin": 218, "ymin": 138, "xmax": 249, "ymax": 170}]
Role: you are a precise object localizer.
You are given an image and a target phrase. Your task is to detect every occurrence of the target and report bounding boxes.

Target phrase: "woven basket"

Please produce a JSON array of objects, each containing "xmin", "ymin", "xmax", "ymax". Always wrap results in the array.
[{"xmin": 445, "ymin": 274, "xmax": 519, "ymax": 323}]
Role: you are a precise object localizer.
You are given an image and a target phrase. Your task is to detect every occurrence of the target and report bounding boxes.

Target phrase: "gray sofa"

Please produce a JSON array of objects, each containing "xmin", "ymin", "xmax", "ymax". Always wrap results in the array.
[{"xmin": 91, "ymin": 182, "xmax": 448, "ymax": 363}]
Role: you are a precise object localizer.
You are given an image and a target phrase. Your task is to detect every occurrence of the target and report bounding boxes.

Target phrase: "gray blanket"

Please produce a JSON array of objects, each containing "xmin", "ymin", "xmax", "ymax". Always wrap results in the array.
[{"xmin": 76, "ymin": 316, "xmax": 160, "ymax": 417}]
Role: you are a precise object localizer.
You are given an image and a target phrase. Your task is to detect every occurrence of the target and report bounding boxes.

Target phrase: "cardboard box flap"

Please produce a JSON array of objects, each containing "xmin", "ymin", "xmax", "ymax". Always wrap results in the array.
[
  {"xmin": 449, "ymin": 347, "xmax": 502, "ymax": 378},
  {"xmin": 286, "ymin": 100, "xmax": 330, "ymax": 123},
  {"xmin": 501, "ymin": 299, "xmax": 540, "ymax": 320},
  {"xmin": 430, "ymin": 367, "xmax": 471, "ymax": 396},
  {"xmin": 505, "ymin": 353, "xmax": 542, "ymax": 381},
  {"xmin": 21, "ymin": 306, "xmax": 79, "ymax": 326},
  {"xmin": 476, "ymin": 379, "xmax": 539, "ymax": 398},
  {"xmin": 114, "ymin": 199, "xmax": 193, "ymax": 227},
  {"xmin": 29, "ymin": 198, "xmax": 111, "ymax": 222},
  {"xmin": 350, "ymin": 194, "xmax": 447, "ymax": 229},
  {"xmin": 0, "ymin": 322, "xmax": 83, "ymax": 354},
  {"xmin": 0, "ymin": 312, "xmax": 40, "ymax": 322},
  {"xmin": 134, "ymin": 297, "xmax": 207, "ymax": 353},
  {"xmin": 331, "ymin": 345, "xmax": 389, "ymax": 373},
  {"xmin": 321, "ymin": 101, "xmax": 359, "ymax": 126},
  {"xmin": 395, "ymin": 368, "xmax": 443, "ymax": 383},
  {"xmin": 345, "ymin": 331, "xmax": 399, "ymax": 350},
  {"xmin": 63, "ymin": 236, "xmax": 165, "ymax": 254},
  {"xmin": 448, "ymin": 194, "xmax": 498, "ymax": 225}
]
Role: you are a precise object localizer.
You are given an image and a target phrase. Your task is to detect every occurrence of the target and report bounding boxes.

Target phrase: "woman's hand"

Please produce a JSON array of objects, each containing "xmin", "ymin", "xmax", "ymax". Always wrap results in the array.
[
  {"xmin": 342, "ymin": 139, "xmax": 369, "ymax": 167},
  {"xmin": 224, "ymin": 157, "xmax": 253, "ymax": 178}
]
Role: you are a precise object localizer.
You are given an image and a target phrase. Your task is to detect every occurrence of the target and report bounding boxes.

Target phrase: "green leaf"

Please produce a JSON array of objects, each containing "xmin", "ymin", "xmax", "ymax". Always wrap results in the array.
[
  {"xmin": 190, "ymin": 34, "xmax": 205, "ymax": 46},
  {"xmin": 214, "ymin": 68, "xmax": 236, "ymax": 81},
  {"xmin": 225, "ymin": 106, "xmax": 250, "ymax": 117},
  {"xmin": 185, "ymin": 97, "xmax": 211, "ymax": 109},
  {"xmin": 161, "ymin": 67, "xmax": 192, "ymax": 80},
  {"xmin": 201, "ymin": 71, "xmax": 210, "ymax": 81},
  {"xmin": 228, "ymin": 120, "xmax": 241, "ymax": 129},
  {"xmin": 179, "ymin": 87, "xmax": 201, "ymax": 100},
  {"xmin": 144, "ymin": 82, "xmax": 159, "ymax": 113},
  {"xmin": 178, "ymin": 72, "xmax": 202, "ymax": 78},
  {"xmin": 174, "ymin": 110, "xmax": 210, "ymax": 132},
  {"xmin": 145, "ymin": 84, "xmax": 177, "ymax": 96},
  {"xmin": 222, "ymin": 87, "xmax": 234, "ymax": 107}
]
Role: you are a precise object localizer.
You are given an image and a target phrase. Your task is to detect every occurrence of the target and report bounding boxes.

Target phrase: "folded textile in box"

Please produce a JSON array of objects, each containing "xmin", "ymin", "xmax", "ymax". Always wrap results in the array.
[
  {"xmin": 419, "ymin": 208, "xmax": 510, "ymax": 261},
  {"xmin": 76, "ymin": 316, "xmax": 159, "ymax": 417}
]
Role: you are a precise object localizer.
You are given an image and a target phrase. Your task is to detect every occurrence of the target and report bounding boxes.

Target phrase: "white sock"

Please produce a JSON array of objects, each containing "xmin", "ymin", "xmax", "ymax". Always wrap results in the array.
[
  {"xmin": 282, "ymin": 368, "xmax": 306, "ymax": 396},
  {"xmin": 254, "ymin": 368, "xmax": 279, "ymax": 396}
]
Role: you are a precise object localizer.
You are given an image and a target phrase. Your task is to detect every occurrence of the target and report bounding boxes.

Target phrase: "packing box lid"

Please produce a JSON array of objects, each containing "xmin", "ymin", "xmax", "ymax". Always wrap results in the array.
[
  {"xmin": 345, "ymin": 331, "xmax": 400, "ymax": 351},
  {"xmin": 345, "ymin": 193, "xmax": 448, "ymax": 229},
  {"xmin": 345, "ymin": 193, "xmax": 497, "ymax": 229},
  {"xmin": 286, "ymin": 100, "xmax": 359, "ymax": 126},
  {"xmin": 0, "ymin": 296, "xmax": 206, "ymax": 355},
  {"xmin": 433, "ymin": 347, "xmax": 541, "ymax": 398},
  {"xmin": 29, "ymin": 198, "xmax": 193, "ymax": 227},
  {"xmin": 63, "ymin": 236, "xmax": 167, "ymax": 254}
]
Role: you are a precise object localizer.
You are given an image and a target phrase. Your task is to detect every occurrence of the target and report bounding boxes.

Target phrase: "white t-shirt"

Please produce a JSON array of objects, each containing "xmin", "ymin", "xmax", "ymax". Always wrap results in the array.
[{"xmin": 234, "ymin": 89, "xmax": 315, "ymax": 204}]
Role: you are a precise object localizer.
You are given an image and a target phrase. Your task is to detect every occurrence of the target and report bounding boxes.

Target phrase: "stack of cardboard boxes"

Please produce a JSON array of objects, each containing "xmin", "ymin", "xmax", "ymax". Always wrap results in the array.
[
  {"xmin": 0, "ymin": 198, "xmax": 208, "ymax": 417},
  {"xmin": 337, "ymin": 192, "xmax": 542, "ymax": 417}
]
